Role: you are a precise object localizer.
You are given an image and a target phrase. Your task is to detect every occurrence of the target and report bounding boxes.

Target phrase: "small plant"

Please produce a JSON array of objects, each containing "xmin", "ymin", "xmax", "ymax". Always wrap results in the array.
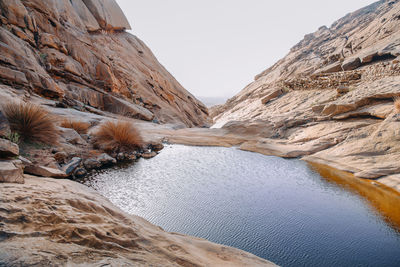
[
  {"xmin": 2, "ymin": 102, "xmax": 59, "ymax": 145},
  {"xmin": 39, "ymin": 53, "xmax": 47, "ymax": 61},
  {"xmin": 6, "ymin": 132, "xmax": 20, "ymax": 144},
  {"xmin": 394, "ymin": 97, "xmax": 400, "ymax": 114},
  {"xmin": 93, "ymin": 120, "xmax": 143, "ymax": 153},
  {"xmin": 60, "ymin": 119, "xmax": 90, "ymax": 134}
]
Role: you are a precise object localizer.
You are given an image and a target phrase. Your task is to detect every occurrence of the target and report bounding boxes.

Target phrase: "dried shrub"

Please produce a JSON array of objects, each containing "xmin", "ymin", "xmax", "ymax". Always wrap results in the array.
[
  {"xmin": 93, "ymin": 120, "xmax": 143, "ymax": 153},
  {"xmin": 2, "ymin": 102, "xmax": 58, "ymax": 144},
  {"xmin": 60, "ymin": 119, "xmax": 90, "ymax": 134},
  {"xmin": 394, "ymin": 97, "xmax": 400, "ymax": 114}
]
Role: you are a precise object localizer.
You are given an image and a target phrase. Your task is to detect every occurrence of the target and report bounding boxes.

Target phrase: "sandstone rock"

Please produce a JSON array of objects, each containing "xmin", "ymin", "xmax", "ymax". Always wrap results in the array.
[
  {"xmin": 341, "ymin": 57, "xmax": 362, "ymax": 71},
  {"xmin": 261, "ymin": 88, "xmax": 285, "ymax": 105},
  {"xmin": 97, "ymin": 153, "xmax": 116, "ymax": 166},
  {"xmin": 0, "ymin": 177, "xmax": 275, "ymax": 266},
  {"xmin": 83, "ymin": 158, "xmax": 102, "ymax": 170},
  {"xmin": 318, "ymin": 62, "xmax": 343, "ymax": 74},
  {"xmin": 24, "ymin": 165, "xmax": 67, "ymax": 178},
  {"xmin": 0, "ymin": 0, "xmax": 29, "ymax": 28},
  {"xmin": 0, "ymin": 138, "xmax": 19, "ymax": 158},
  {"xmin": 0, "ymin": 0, "xmax": 209, "ymax": 127},
  {"xmin": 59, "ymin": 127, "xmax": 87, "ymax": 145},
  {"xmin": 0, "ymin": 65, "xmax": 28, "ymax": 85},
  {"xmin": 0, "ymin": 160, "xmax": 24, "ymax": 184},
  {"xmin": 18, "ymin": 156, "xmax": 32, "ymax": 168},
  {"xmin": 39, "ymin": 33, "xmax": 68, "ymax": 55},
  {"xmin": 70, "ymin": 0, "xmax": 101, "ymax": 32},
  {"xmin": 61, "ymin": 157, "xmax": 82, "ymax": 176},
  {"xmin": 81, "ymin": 0, "xmax": 131, "ymax": 31}
]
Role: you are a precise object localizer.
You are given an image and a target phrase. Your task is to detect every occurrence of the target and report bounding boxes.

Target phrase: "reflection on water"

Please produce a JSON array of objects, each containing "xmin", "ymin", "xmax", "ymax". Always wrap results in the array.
[
  {"xmin": 309, "ymin": 162, "xmax": 400, "ymax": 233},
  {"xmin": 82, "ymin": 145, "xmax": 400, "ymax": 267}
]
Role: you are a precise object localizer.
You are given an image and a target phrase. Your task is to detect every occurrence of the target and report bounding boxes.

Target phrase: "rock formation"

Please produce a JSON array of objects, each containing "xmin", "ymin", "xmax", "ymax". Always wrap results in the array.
[
  {"xmin": 0, "ymin": 176, "xmax": 275, "ymax": 266},
  {"xmin": 0, "ymin": 0, "xmax": 209, "ymax": 127},
  {"xmin": 212, "ymin": 0, "xmax": 400, "ymax": 189}
]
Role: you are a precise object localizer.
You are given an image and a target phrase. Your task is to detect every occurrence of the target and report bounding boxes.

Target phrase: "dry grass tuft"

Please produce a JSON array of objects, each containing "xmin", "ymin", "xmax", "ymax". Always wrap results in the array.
[
  {"xmin": 394, "ymin": 97, "xmax": 400, "ymax": 114},
  {"xmin": 93, "ymin": 120, "xmax": 143, "ymax": 152},
  {"xmin": 60, "ymin": 119, "xmax": 91, "ymax": 134},
  {"xmin": 2, "ymin": 102, "xmax": 59, "ymax": 144}
]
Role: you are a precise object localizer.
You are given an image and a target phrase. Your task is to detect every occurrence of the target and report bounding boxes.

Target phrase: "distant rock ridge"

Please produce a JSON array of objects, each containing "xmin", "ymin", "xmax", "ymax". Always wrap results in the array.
[
  {"xmin": 211, "ymin": 0, "xmax": 400, "ymax": 188},
  {"xmin": 0, "ymin": 0, "xmax": 209, "ymax": 127}
]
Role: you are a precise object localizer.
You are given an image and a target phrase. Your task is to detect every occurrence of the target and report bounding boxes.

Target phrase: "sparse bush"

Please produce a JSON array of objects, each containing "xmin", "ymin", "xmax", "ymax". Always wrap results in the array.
[
  {"xmin": 60, "ymin": 119, "xmax": 90, "ymax": 134},
  {"xmin": 2, "ymin": 102, "xmax": 58, "ymax": 145},
  {"xmin": 394, "ymin": 97, "xmax": 400, "ymax": 114},
  {"xmin": 93, "ymin": 120, "xmax": 143, "ymax": 153}
]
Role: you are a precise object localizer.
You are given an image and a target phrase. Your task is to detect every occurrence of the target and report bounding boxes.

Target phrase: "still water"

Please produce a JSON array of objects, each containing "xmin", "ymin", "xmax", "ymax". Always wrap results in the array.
[{"xmin": 82, "ymin": 145, "xmax": 400, "ymax": 266}]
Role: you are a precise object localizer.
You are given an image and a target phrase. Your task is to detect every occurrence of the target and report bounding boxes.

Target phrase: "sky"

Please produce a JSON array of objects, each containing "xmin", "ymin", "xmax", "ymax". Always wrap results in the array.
[{"xmin": 116, "ymin": 0, "xmax": 377, "ymax": 100}]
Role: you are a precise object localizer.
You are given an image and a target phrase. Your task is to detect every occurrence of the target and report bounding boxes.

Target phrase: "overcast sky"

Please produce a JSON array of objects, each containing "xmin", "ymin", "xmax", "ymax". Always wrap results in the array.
[{"xmin": 116, "ymin": 0, "xmax": 376, "ymax": 99}]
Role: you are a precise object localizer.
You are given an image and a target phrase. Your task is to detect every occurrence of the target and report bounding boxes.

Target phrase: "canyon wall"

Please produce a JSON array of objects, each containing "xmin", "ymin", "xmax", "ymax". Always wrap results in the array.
[
  {"xmin": 212, "ymin": 0, "xmax": 400, "ymax": 184},
  {"xmin": 0, "ymin": 0, "xmax": 209, "ymax": 127}
]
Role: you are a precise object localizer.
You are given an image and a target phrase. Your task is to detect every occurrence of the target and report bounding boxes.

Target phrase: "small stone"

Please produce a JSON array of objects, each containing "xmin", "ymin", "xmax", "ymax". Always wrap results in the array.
[
  {"xmin": 149, "ymin": 142, "xmax": 164, "ymax": 152},
  {"xmin": 0, "ymin": 138, "xmax": 19, "ymax": 158},
  {"xmin": 83, "ymin": 158, "xmax": 102, "ymax": 170},
  {"xmin": 97, "ymin": 153, "xmax": 117, "ymax": 166},
  {"xmin": 62, "ymin": 157, "xmax": 82, "ymax": 176},
  {"xmin": 74, "ymin": 168, "xmax": 87, "ymax": 178},
  {"xmin": 141, "ymin": 151, "xmax": 157, "ymax": 159}
]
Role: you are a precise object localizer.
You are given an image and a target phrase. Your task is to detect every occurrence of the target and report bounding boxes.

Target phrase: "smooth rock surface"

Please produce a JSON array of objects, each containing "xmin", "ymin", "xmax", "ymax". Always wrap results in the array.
[
  {"xmin": 0, "ymin": 177, "xmax": 275, "ymax": 266},
  {"xmin": 24, "ymin": 165, "xmax": 68, "ymax": 178}
]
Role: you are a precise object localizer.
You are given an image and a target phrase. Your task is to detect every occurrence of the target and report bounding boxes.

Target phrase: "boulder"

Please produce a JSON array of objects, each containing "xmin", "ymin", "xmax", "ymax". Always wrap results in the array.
[
  {"xmin": 59, "ymin": 128, "xmax": 87, "ymax": 145},
  {"xmin": 83, "ymin": 158, "xmax": 102, "ymax": 170},
  {"xmin": 97, "ymin": 153, "xmax": 116, "ymax": 166},
  {"xmin": 0, "ymin": 138, "xmax": 19, "ymax": 158},
  {"xmin": 0, "ymin": 160, "xmax": 24, "ymax": 183},
  {"xmin": 24, "ymin": 165, "xmax": 67, "ymax": 178},
  {"xmin": 61, "ymin": 157, "xmax": 82, "ymax": 175},
  {"xmin": 81, "ymin": 0, "xmax": 131, "ymax": 31},
  {"xmin": 318, "ymin": 62, "xmax": 343, "ymax": 74}
]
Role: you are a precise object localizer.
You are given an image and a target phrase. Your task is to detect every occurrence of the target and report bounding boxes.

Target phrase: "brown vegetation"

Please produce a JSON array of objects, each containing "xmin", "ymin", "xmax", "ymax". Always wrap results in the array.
[
  {"xmin": 60, "ymin": 119, "xmax": 91, "ymax": 134},
  {"xmin": 2, "ymin": 102, "xmax": 58, "ymax": 144},
  {"xmin": 93, "ymin": 120, "xmax": 143, "ymax": 152}
]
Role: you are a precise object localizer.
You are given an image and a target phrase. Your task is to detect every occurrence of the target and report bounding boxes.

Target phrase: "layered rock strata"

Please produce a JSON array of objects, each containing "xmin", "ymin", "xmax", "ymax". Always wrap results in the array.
[
  {"xmin": 0, "ymin": 0, "xmax": 209, "ymax": 127},
  {"xmin": 212, "ymin": 0, "xmax": 400, "ymax": 187}
]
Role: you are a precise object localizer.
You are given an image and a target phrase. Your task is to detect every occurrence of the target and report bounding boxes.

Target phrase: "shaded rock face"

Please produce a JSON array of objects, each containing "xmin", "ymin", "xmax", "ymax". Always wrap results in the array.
[
  {"xmin": 212, "ymin": 1, "xmax": 400, "ymax": 183},
  {"xmin": 0, "ymin": 0, "xmax": 209, "ymax": 127},
  {"xmin": 0, "ymin": 177, "xmax": 275, "ymax": 266}
]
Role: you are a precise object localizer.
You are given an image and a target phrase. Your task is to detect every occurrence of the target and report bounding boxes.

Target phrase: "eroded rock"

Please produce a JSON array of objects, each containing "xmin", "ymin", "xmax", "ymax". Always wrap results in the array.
[
  {"xmin": 0, "ymin": 160, "xmax": 24, "ymax": 183},
  {"xmin": 0, "ymin": 139, "xmax": 19, "ymax": 158}
]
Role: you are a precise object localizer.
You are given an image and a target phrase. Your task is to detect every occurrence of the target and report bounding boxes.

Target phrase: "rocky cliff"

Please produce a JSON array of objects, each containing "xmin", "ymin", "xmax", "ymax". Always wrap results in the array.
[
  {"xmin": 212, "ymin": 0, "xmax": 400, "ymax": 187},
  {"xmin": 0, "ymin": 0, "xmax": 209, "ymax": 127}
]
